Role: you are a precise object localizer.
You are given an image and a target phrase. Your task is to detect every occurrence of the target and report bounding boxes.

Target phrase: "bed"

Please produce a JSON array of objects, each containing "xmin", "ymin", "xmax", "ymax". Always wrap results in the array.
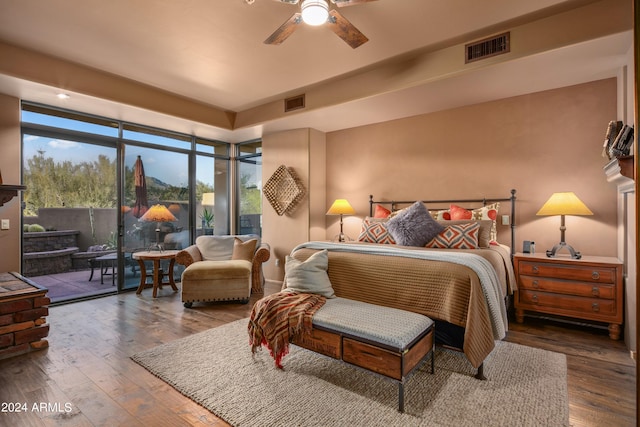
[{"xmin": 289, "ymin": 190, "xmax": 517, "ymax": 378}]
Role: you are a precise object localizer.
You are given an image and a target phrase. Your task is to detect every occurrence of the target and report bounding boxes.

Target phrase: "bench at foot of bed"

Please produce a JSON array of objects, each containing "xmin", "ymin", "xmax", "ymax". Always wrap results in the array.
[{"xmin": 291, "ymin": 297, "xmax": 435, "ymax": 412}]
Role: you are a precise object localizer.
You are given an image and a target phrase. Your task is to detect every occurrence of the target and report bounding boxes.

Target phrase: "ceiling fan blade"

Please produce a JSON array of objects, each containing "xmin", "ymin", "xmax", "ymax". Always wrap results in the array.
[
  {"xmin": 264, "ymin": 13, "xmax": 302, "ymax": 45},
  {"xmin": 327, "ymin": 9, "xmax": 368, "ymax": 49},
  {"xmin": 274, "ymin": 0, "xmax": 300, "ymax": 4},
  {"xmin": 331, "ymin": 0, "xmax": 377, "ymax": 7}
]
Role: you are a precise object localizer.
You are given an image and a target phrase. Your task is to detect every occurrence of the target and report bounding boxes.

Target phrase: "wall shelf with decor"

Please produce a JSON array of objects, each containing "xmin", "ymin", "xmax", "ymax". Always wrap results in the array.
[
  {"xmin": 604, "ymin": 156, "xmax": 635, "ymax": 189},
  {"xmin": 0, "ymin": 184, "xmax": 26, "ymax": 207},
  {"xmin": 616, "ymin": 155, "xmax": 634, "ymax": 181}
]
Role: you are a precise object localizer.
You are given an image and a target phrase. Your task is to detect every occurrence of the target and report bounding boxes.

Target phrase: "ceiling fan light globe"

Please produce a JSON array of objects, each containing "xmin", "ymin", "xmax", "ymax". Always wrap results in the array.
[{"xmin": 301, "ymin": 0, "xmax": 329, "ymax": 26}]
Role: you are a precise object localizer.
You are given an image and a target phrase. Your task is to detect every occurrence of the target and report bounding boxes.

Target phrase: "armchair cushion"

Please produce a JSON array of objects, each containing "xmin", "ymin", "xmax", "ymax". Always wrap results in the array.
[
  {"xmin": 196, "ymin": 234, "xmax": 261, "ymax": 261},
  {"xmin": 232, "ymin": 237, "xmax": 258, "ymax": 261}
]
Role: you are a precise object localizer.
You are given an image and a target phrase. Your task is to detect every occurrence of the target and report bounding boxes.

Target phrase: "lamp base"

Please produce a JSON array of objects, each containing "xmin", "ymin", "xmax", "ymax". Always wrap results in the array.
[
  {"xmin": 333, "ymin": 233, "xmax": 352, "ymax": 243},
  {"xmin": 545, "ymin": 242, "xmax": 581, "ymax": 259}
]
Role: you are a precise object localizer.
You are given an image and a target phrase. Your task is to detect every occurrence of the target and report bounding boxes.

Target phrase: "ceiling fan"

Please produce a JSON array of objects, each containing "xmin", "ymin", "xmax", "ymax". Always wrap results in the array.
[{"xmin": 249, "ymin": 0, "xmax": 376, "ymax": 49}]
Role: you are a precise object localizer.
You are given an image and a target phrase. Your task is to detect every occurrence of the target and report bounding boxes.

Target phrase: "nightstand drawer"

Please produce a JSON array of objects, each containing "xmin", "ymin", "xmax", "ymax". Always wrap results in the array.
[
  {"xmin": 518, "ymin": 290, "xmax": 617, "ymax": 317},
  {"xmin": 519, "ymin": 276, "xmax": 616, "ymax": 299},
  {"xmin": 518, "ymin": 261, "xmax": 615, "ymax": 283}
]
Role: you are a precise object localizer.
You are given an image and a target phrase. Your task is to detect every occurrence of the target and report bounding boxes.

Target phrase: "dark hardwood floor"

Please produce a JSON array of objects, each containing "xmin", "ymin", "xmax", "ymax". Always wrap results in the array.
[{"xmin": 0, "ymin": 280, "xmax": 635, "ymax": 426}]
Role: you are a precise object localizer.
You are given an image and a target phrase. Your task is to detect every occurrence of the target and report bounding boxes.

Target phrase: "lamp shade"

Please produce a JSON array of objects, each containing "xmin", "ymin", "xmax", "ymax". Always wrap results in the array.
[
  {"xmin": 326, "ymin": 199, "xmax": 356, "ymax": 215},
  {"xmin": 536, "ymin": 192, "xmax": 593, "ymax": 216},
  {"xmin": 301, "ymin": 0, "xmax": 329, "ymax": 26},
  {"xmin": 139, "ymin": 204, "xmax": 178, "ymax": 222}
]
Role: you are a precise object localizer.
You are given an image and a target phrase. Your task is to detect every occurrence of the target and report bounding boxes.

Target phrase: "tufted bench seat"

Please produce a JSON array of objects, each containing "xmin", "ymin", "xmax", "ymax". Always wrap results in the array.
[{"xmin": 291, "ymin": 297, "xmax": 435, "ymax": 412}]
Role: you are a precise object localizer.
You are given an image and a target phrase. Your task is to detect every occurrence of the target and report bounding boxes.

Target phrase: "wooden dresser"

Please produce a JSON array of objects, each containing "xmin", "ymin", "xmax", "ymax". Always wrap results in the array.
[{"xmin": 513, "ymin": 253, "xmax": 624, "ymax": 340}]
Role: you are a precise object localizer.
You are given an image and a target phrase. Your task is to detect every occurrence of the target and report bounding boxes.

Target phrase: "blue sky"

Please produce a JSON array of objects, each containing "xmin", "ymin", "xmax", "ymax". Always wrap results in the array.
[{"xmin": 20, "ymin": 110, "xmax": 259, "ymax": 189}]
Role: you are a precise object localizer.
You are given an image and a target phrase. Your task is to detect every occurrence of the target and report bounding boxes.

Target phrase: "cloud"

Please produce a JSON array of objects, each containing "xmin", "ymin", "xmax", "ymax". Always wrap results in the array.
[
  {"xmin": 24, "ymin": 135, "xmax": 40, "ymax": 142},
  {"xmin": 48, "ymin": 139, "xmax": 80, "ymax": 149}
]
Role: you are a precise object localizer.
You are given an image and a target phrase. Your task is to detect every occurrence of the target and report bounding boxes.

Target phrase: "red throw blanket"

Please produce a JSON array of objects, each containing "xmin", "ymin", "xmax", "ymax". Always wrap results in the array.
[{"xmin": 248, "ymin": 291, "xmax": 326, "ymax": 369}]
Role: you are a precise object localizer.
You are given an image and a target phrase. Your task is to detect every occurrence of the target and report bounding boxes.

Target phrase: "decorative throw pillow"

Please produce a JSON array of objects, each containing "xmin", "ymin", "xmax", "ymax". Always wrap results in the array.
[
  {"xmin": 388, "ymin": 206, "xmax": 408, "ymax": 218},
  {"xmin": 429, "ymin": 209, "xmax": 451, "ymax": 220},
  {"xmin": 472, "ymin": 203, "xmax": 500, "ymax": 242},
  {"xmin": 358, "ymin": 217, "xmax": 396, "ymax": 244},
  {"xmin": 231, "ymin": 237, "xmax": 257, "ymax": 261},
  {"xmin": 374, "ymin": 204, "xmax": 391, "ymax": 218},
  {"xmin": 449, "ymin": 204, "xmax": 473, "ymax": 220},
  {"xmin": 283, "ymin": 249, "xmax": 335, "ymax": 298},
  {"xmin": 426, "ymin": 222, "xmax": 480, "ymax": 249},
  {"xmin": 438, "ymin": 220, "xmax": 492, "ymax": 248},
  {"xmin": 386, "ymin": 202, "xmax": 445, "ymax": 247}
]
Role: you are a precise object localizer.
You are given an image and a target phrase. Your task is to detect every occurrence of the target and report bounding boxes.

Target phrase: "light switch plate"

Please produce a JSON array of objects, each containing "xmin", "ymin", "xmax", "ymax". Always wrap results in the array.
[
  {"xmin": 501, "ymin": 215, "xmax": 510, "ymax": 226},
  {"xmin": 1, "ymin": 219, "xmax": 9, "ymax": 230}
]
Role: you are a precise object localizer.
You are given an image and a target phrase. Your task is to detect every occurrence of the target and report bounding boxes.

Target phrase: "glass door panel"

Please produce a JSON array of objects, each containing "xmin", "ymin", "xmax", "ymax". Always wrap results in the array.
[
  {"xmin": 121, "ymin": 146, "xmax": 189, "ymax": 291},
  {"xmin": 22, "ymin": 135, "xmax": 118, "ymax": 303}
]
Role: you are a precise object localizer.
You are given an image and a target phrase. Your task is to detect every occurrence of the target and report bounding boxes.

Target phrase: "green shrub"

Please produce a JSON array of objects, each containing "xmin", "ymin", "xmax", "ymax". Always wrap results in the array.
[{"xmin": 27, "ymin": 224, "xmax": 46, "ymax": 232}]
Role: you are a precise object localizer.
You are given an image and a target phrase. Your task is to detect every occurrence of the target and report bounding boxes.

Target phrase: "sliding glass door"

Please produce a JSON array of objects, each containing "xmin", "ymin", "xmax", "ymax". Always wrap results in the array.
[{"xmin": 22, "ymin": 127, "xmax": 119, "ymax": 303}]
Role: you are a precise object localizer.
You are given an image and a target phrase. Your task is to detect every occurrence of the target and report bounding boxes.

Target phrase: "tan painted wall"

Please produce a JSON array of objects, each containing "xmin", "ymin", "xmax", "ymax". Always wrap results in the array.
[
  {"xmin": 262, "ymin": 129, "xmax": 326, "ymax": 281},
  {"xmin": 0, "ymin": 94, "xmax": 22, "ymax": 273},
  {"xmin": 325, "ymin": 78, "xmax": 619, "ymax": 258}
]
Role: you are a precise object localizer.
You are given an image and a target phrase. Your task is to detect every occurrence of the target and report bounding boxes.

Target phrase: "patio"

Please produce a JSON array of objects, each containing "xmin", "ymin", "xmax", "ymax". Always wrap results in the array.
[{"xmin": 27, "ymin": 264, "xmax": 180, "ymax": 304}]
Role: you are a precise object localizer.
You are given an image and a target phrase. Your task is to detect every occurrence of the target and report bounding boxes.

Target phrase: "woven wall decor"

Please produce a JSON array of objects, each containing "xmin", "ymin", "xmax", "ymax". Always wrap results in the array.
[{"xmin": 264, "ymin": 165, "xmax": 305, "ymax": 216}]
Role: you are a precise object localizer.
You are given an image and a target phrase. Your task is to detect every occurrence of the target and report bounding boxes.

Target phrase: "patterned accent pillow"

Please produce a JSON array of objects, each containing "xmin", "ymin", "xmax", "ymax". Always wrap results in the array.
[
  {"xmin": 358, "ymin": 217, "xmax": 396, "ymax": 244},
  {"xmin": 438, "ymin": 220, "xmax": 492, "ymax": 248},
  {"xmin": 374, "ymin": 204, "xmax": 391, "ymax": 218},
  {"xmin": 429, "ymin": 209, "xmax": 451, "ymax": 220},
  {"xmin": 426, "ymin": 222, "xmax": 480, "ymax": 249},
  {"xmin": 472, "ymin": 203, "xmax": 500, "ymax": 242},
  {"xmin": 387, "ymin": 202, "xmax": 445, "ymax": 247}
]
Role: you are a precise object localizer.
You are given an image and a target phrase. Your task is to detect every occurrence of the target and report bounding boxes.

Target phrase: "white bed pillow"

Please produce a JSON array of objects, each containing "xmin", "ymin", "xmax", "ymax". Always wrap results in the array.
[{"xmin": 283, "ymin": 249, "xmax": 335, "ymax": 298}]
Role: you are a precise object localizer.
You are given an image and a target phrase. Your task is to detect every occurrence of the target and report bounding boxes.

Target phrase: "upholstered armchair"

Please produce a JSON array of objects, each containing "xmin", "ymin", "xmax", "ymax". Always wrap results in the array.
[{"xmin": 176, "ymin": 234, "xmax": 270, "ymax": 307}]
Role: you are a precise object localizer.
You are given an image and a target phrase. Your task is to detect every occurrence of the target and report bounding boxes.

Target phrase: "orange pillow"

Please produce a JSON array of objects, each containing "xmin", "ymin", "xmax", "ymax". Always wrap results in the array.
[
  {"xmin": 450, "ymin": 204, "xmax": 473, "ymax": 220},
  {"xmin": 374, "ymin": 204, "xmax": 391, "ymax": 218}
]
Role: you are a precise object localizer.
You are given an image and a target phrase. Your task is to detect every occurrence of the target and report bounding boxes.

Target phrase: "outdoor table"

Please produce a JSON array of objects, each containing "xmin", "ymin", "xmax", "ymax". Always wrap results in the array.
[{"xmin": 90, "ymin": 253, "xmax": 117, "ymax": 285}]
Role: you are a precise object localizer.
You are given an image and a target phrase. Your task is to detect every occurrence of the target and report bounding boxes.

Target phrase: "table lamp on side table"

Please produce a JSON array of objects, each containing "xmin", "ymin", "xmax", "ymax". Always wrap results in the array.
[
  {"xmin": 536, "ymin": 191, "xmax": 593, "ymax": 259},
  {"xmin": 327, "ymin": 199, "xmax": 356, "ymax": 242}
]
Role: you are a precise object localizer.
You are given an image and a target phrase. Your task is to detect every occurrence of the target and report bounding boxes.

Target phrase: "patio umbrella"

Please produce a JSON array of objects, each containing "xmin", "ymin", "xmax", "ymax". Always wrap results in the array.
[{"xmin": 132, "ymin": 155, "xmax": 148, "ymax": 218}]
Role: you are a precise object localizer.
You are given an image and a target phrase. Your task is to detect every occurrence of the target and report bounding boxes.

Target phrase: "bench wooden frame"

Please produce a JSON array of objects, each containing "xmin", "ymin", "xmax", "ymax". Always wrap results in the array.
[{"xmin": 291, "ymin": 321, "xmax": 435, "ymax": 412}]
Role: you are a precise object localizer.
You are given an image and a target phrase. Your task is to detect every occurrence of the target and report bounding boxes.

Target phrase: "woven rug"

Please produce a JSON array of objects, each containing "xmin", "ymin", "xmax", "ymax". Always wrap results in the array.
[{"xmin": 131, "ymin": 319, "xmax": 569, "ymax": 427}]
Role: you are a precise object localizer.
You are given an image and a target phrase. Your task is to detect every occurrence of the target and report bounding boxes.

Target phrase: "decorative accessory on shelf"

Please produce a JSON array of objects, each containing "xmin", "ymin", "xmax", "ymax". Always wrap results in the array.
[
  {"xmin": 536, "ymin": 192, "xmax": 593, "ymax": 259},
  {"xmin": 140, "ymin": 204, "xmax": 178, "ymax": 251},
  {"xmin": 326, "ymin": 199, "xmax": 356, "ymax": 242},
  {"xmin": 264, "ymin": 165, "xmax": 306, "ymax": 216}
]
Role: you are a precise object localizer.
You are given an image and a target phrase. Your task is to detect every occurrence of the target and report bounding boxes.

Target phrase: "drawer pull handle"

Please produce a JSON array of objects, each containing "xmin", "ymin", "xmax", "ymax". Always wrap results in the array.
[
  {"xmin": 532, "ymin": 266, "xmax": 539, "ymax": 274},
  {"xmin": 592, "ymin": 303, "xmax": 600, "ymax": 312},
  {"xmin": 592, "ymin": 271, "xmax": 600, "ymax": 280},
  {"xmin": 532, "ymin": 280, "xmax": 539, "ymax": 289},
  {"xmin": 532, "ymin": 294, "xmax": 538, "ymax": 303},
  {"xmin": 592, "ymin": 287, "xmax": 600, "ymax": 297}
]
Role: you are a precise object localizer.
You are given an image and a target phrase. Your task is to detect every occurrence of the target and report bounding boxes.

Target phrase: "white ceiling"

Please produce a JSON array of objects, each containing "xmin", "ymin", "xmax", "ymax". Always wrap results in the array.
[{"xmin": 0, "ymin": 0, "xmax": 633, "ymax": 142}]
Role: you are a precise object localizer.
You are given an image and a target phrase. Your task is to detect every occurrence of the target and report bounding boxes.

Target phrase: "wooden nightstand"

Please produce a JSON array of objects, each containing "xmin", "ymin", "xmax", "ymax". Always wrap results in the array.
[{"xmin": 513, "ymin": 253, "xmax": 624, "ymax": 340}]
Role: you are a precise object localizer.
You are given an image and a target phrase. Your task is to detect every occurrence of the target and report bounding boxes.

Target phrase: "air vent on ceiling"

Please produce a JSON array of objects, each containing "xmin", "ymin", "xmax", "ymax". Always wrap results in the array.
[
  {"xmin": 285, "ymin": 94, "xmax": 305, "ymax": 112},
  {"xmin": 465, "ymin": 32, "xmax": 510, "ymax": 64}
]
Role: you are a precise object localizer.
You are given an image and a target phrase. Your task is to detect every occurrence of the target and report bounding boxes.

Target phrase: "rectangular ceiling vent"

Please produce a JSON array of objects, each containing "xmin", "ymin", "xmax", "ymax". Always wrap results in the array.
[
  {"xmin": 285, "ymin": 94, "xmax": 305, "ymax": 112},
  {"xmin": 465, "ymin": 32, "xmax": 510, "ymax": 64}
]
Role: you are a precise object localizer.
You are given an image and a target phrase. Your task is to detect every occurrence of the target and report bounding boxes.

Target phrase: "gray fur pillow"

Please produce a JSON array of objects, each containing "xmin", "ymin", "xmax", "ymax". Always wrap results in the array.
[{"xmin": 387, "ymin": 201, "xmax": 445, "ymax": 247}]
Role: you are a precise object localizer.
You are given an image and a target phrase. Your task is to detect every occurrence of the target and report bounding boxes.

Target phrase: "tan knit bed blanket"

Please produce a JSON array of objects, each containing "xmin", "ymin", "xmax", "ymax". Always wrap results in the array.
[{"xmin": 290, "ymin": 244, "xmax": 513, "ymax": 368}]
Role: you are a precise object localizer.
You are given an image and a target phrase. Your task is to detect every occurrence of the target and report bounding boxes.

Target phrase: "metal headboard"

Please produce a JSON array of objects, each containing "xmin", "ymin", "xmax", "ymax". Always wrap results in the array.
[{"xmin": 369, "ymin": 189, "xmax": 517, "ymax": 257}]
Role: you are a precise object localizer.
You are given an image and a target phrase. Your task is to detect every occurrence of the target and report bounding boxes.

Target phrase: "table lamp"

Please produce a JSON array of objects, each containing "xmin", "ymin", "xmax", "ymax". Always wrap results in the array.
[
  {"xmin": 326, "ymin": 199, "xmax": 356, "ymax": 242},
  {"xmin": 140, "ymin": 204, "xmax": 178, "ymax": 251},
  {"xmin": 536, "ymin": 192, "xmax": 593, "ymax": 259}
]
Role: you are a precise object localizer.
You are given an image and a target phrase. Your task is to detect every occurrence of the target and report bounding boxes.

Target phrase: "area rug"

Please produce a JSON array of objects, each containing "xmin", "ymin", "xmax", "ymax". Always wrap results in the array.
[{"xmin": 131, "ymin": 319, "xmax": 569, "ymax": 427}]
